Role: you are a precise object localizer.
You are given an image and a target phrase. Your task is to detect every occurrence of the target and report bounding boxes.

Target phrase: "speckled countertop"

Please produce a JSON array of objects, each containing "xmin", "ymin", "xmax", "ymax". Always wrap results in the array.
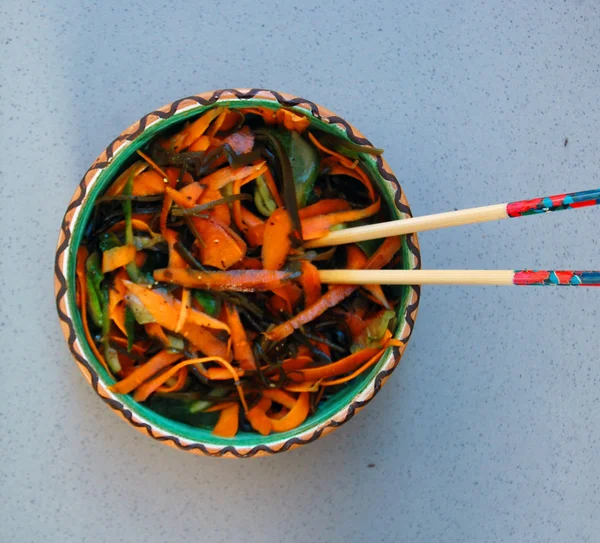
[{"xmin": 1, "ymin": 1, "xmax": 599, "ymax": 541}]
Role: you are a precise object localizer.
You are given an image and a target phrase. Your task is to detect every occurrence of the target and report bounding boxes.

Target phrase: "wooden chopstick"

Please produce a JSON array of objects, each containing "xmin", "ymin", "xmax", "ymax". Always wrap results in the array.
[
  {"xmin": 317, "ymin": 269, "xmax": 600, "ymax": 287},
  {"xmin": 304, "ymin": 188, "xmax": 600, "ymax": 248}
]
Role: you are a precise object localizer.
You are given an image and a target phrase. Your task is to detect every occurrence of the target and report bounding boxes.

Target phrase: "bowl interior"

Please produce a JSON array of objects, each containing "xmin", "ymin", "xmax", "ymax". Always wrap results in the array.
[{"xmin": 67, "ymin": 98, "xmax": 415, "ymax": 448}]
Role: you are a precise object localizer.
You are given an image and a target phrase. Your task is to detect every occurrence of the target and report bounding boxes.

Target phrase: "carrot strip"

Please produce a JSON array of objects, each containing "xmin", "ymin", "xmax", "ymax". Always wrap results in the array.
[
  {"xmin": 105, "ymin": 162, "xmax": 148, "ymax": 196},
  {"xmin": 109, "ymin": 350, "xmax": 183, "ymax": 394},
  {"xmin": 271, "ymin": 283, "xmax": 302, "ymax": 313},
  {"xmin": 175, "ymin": 288, "xmax": 191, "ymax": 333},
  {"xmin": 320, "ymin": 348, "xmax": 386, "ymax": 386},
  {"xmin": 301, "ymin": 199, "xmax": 381, "ymax": 241},
  {"xmin": 299, "ymin": 261, "xmax": 321, "ymax": 307},
  {"xmin": 153, "ymin": 268, "xmax": 298, "ymax": 291},
  {"xmin": 308, "ymin": 132, "xmax": 356, "ymax": 168},
  {"xmin": 123, "ymin": 282, "xmax": 230, "ymax": 359},
  {"xmin": 298, "ymin": 347, "xmax": 381, "ymax": 381},
  {"xmin": 198, "ymin": 187, "xmax": 231, "ymax": 225},
  {"xmin": 298, "ymin": 199, "xmax": 351, "ymax": 219},
  {"xmin": 246, "ymin": 398, "xmax": 273, "ymax": 435},
  {"xmin": 213, "ymin": 403, "xmax": 240, "ymax": 438},
  {"xmin": 281, "ymin": 356, "xmax": 313, "ymax": 371},
  {"xmin": 244, "ymin": 107, "xmax": 278, "ymax": 125},
  {"xmin": 261, "ymin": 168, "xmax": 284, "ymax": 208},
  {"xmin": 165, "ymin": 183, "xmax": 205, "ymax": 209},
  {"xmin": 136, "ymin": 150, "xmax": 170, "ymax": 181},
  {"xmin": 102, "ymin": 245, "xmax": 136, "ymax": 273},
  {"xmin": 108, "ymin": 270, "xmax": 129, "ymax": 335},
  {"xmin": 240, "ymin": 207, "xmax": 266, "ymax": 247},
  {"xmin": 169, "ymin": 107, "xmax": 222, "ymax": 152},
  {"xmin": 275, "ymin": 109, "xmax": 310, "ymax": 133},
  {"xmin": 262, "ymin": 208, "xmax": 292, "ymax": 270},
  {"xmin": 123, "ymin": 281, "xmax": 230, "ymax": 333},
  {"xmin": 364, "ymin": 284, "xmax": 390, "ymax": 309},
  {"xmin": 132, "ymin": 356, "xmax": 246, "ymax": 407},
  {"xmin": 162, "ymin": 229, "xmax": 188, "ymax": 269},
  {"xmin": 270, "ymin": 392, "xmax": 309, "ymax": 432},
  {"xmin": 190, "ymin": 217, "xmax": 246, "ymax": 269},
  {"xmin": 156, "ymin": 366, "xmax": 188, "ymax": 393},
  {"xmin": 188, "ymin": 135, "xmax": 211, "ymax": 152},
  {"xmin": 284, "ymin": 381, "xmax": 321, "ymax": 392},
  {"xmin": 226, "ymin": 305, "xmax": 257, "ymax": 370},
  {"xmin": 201, "ymin": 162, "xmax": 267, "ymax": 191},
  {"xmin": 204, "ymin": 367, "xmax": 245, "ymax": 380},
  {"xmin": 130, "ymin": 170, "xmax": 167, "ymax": 196},
  {"xmin": 262, "ymin": 389, "xmax": 297, "ymax": 409},
  {"xmin": 323, "ymin": 158, "xmax": 376, "ymax": 201},
  {"xmin": 265, "ymin": 238, "xmax": 400, "ymax": 343}
]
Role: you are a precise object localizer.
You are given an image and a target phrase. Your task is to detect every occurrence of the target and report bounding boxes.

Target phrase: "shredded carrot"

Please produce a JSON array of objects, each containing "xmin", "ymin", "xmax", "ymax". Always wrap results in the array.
[
  {"xmin": 308, "ymin": 132, "xmax": 356, "ymax": 168},
  {"xmin": 129, "ymin": 170, "xmax": 167, "ymax": 196},
  {"xmin": 204, "ymin": 367, "xmax": 245, "ymax": 380},
  {"xmin": 133, "ymin": 356, "xmax": 247, "ymax": 409},
  {"xmin": 188, "ymin": 135, "xmax": 211, "ymax": 152},
  {"xmin": 105, "ymin": 161, "xmax": 148, "ymax": 196},
  {"xmin": 240, "ymin": 207, "xmax": 266, "ymax": 247},
  {"xmin": 275, "ymin": 109, "xmax": 311, "ymax": 133},
  {"xmin": 270, "ymin": 391, "xmax": 309, "ymax": 432},
  {"xmin": 299, "ymin": 261, "xmax": 321, "ymax": 307},
  {"xmin": 124, "ymin": 281, "xmax": 229, "ymax": 333},
  {"xmin": 262, "ymin": 208, "xmax": 292, "ymax": 270},
  {"xmin": 197, "ymin": 187, "xmax": 231, "ymax": 225},
  {"xmin": 201, "ymin": 162, "xmax": 267, "ymax": 191},
  {"xmin": 165, "ymin": 183, "xmax": 205, "ymax": 209},
  {"xmin": 298, "ymin": 199, "xmax": 351, "ymax": 219},
  {"xmin": 153, "ymin": 268, "xmax": 298, "ymax": 291},
  {"xmin": 261, "ymin": 168, "xmax": 284, "ymax": 207},
  {"xmin": 212, "ymin": 403, "xmax": 240, "ymax": 438},
  {"xmin": 281, "ymin": 356, "xmax": 313, "ymax": 371},
  {"xmin": 320, "ymin": 348, "xmax": 386, "ymax": 386},
  {"xmin": 284, "ymin": 381, "xmax": 321, "ymax": 392},
  {"xmin": 108, "ymin": 270, "xmax": 129, "ymax": 335},
  {"xmin": 109, "ymin": 350, "xmax": 183, "ymax": 394},
  {"xmin": 136, "ymin": 150, "xmax": 170, "ymax": 181},
  {"xmin": 102, "ymin": 245, "xmax": 136, "ymax": 273},
  {"xmin": 168, "ymin": 107, "xmax": 223, "ymax": 152},
  {"xmin": 123, "ymin": 282, "xmax": 230, "ymax": 358},
  {"xmin": 298, "ymin": 347, "xmax": 381, "ymax": 381},
  {"xmin": 246, "ymin": 398, "xmax": 273, "ymax": 435},
  {"xmin": 226, "ymin": 304, "xmax": 257, "ymax": 370},
  {"xmin": 322, "ymin": 157, "xmax": 376, "ymax": 201},
  {"xmin": 175, "ymin": 288, "xmax": 191, "ymax": 333},
  {"xmin": 162, "ymin": 229, "xmax": 188, "ymax": 269},
  {"xmin": 301, "ymin": 199, "xmax": 381, "ymax": 241},
  {"xmin": 262, "ymin": 389, "xmax": 297, "ymax": 409},
  {"xmin": 189, "ymin": 217, "xmax": 246, "ymax": 270},
  {"xmin": 156, "ymin": 366, "xmax": 188, "ymax": 393}
]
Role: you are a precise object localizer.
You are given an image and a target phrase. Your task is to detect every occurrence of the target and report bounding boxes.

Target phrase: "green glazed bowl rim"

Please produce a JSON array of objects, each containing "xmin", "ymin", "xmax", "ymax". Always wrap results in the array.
[{"xmin": 54, "ymin": 89, "xmax": 421, "ymax": 458}]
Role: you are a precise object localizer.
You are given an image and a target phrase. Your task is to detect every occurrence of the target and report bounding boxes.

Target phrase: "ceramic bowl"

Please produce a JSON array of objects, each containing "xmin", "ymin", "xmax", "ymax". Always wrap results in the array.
[{"xmin": 54, "ymin": 89, "xmax": 421, "ymax": 458}]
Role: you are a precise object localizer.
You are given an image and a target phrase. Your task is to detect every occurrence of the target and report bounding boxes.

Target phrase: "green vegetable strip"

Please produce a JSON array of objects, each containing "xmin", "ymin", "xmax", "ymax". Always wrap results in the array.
[{"xmin": 125, "ymin": 306, "xmax": 136, "ymax": 352}]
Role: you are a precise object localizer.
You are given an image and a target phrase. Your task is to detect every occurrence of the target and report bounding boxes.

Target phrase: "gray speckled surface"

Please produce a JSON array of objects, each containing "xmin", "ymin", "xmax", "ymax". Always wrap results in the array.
[{"xmin": 1, "ymin": 1, "xmax": 599, "ymax": 541}]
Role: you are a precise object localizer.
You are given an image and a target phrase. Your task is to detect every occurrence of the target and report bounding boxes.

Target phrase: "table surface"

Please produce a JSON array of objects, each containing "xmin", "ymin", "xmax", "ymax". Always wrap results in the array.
[{"xmin": 2, "ymin": 1, "xmax": 599, "ymax": 541}]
